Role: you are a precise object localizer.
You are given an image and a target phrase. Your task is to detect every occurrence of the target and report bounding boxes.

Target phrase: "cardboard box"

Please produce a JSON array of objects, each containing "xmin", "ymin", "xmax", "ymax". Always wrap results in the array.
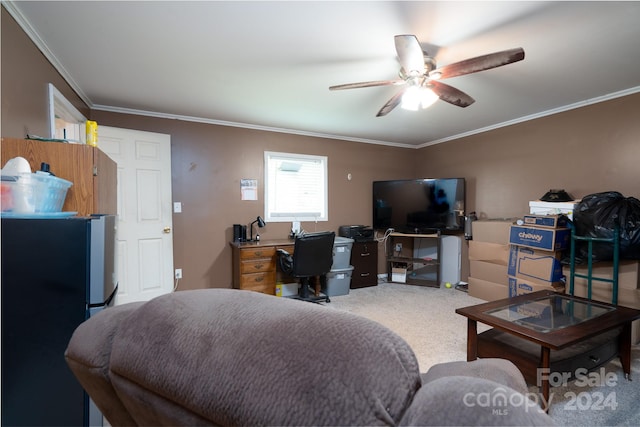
[
  {"xmin": 572, "ymin": 282, "xmax": 640, "ymax": 344},
  {"xmin": 508, "ymin": 276, "xmax": 565, "ymax": 297},
  {"xmin": 468, "ymin": 276, "xmax": 509, "ymax": 301},
  {"xmin": 522, "ymin": 214, "xmax": 568, "ymax": 228},
  {"xmin": 470, "ymin": 260, "xmax": 509, "ymax": 285},
  {"xmin": 472, "ymin": 218, "xmax": 518, "ymax": 244},
  {"xmin": 509, "ymin": 225, "xmax": 571, "ymax": 251},
  {"xmin": 529, "ymin": 200, "xmax": 580, "ymax": 220},
  {"xmin": 572, "ymin": 260, "xmax": 640, "ymax": 290},
  {"xmin": 508, "ymin": 245, "xmax": 564, "ymax": 282},
  {"xmin": 572, "ymin": 281, "xmax": 640, "ymax": 309},
  {"xmin": 468, "ymin": 241, "xmax": 510, "ymax": 265}
]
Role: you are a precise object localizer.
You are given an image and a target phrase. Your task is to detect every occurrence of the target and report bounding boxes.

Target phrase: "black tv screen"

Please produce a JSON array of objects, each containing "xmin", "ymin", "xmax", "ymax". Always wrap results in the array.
[{"xmin": 373, "ymin": 178, "xmax": 465, "ymax": 232}]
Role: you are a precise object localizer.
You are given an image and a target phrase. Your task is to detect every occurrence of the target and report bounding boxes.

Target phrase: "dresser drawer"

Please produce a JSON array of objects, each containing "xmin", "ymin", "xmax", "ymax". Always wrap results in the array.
[
  {"xmin": 239, "ymin": 247, "xmax": 276, "ymax": 260},
  {"xmin": 351, "ymin": 241, "xmax": 378, "ymax": 288},
  {"xmin": 240, "ymin": 272, "xmax": 276, "ymax": 293},
  {"xmin": 240, "ymin": 258, "xmax": 274, "ymax": 274}
]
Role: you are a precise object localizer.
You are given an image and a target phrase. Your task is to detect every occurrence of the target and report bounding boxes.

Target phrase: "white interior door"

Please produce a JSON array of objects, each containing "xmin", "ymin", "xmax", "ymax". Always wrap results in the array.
[{"xmin": 98, "ymin": 126, "xmax": 174, "ymax": 304}]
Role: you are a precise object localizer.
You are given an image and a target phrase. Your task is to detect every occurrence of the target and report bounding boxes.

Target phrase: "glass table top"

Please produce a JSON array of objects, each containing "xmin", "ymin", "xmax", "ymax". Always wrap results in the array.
[{"xmin": 485, "ymin": 294, "xmax": 615, "ymax": 333}]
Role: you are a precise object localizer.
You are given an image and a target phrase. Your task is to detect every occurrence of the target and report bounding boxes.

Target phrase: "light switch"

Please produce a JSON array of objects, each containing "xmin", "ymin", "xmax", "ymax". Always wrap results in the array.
[{"xmin": 173, "ymin": 202, "xmax": 182, "ymax": 213}]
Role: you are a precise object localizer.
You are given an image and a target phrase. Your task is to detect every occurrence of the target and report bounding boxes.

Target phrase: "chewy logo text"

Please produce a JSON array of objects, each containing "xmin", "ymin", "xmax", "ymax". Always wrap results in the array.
[{"xmin": 518, "ymin": 231, "xmax": 544, "ymax": 243}]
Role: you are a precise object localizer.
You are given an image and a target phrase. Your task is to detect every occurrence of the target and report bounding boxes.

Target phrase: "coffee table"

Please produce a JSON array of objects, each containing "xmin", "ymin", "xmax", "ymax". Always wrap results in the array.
[{"xmin": 456, "ymin": 290, "xmax": 640, "ymax": 409}]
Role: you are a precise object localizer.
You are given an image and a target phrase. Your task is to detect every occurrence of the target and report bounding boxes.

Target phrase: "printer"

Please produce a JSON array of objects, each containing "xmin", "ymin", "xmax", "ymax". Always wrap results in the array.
[{"xmin": 338, "ymin": 225, "xmax": 374, "ymax": 242}]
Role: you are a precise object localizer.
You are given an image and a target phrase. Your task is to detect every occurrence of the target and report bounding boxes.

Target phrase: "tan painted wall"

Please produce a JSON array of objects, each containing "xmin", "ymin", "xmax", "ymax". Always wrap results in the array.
[{"xmin": 4, "ymin": 7, "xmax": 640, "ymax": 290}]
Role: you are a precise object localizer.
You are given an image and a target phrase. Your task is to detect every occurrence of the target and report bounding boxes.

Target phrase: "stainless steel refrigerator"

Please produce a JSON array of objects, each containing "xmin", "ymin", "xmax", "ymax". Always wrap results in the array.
[{"xmin": 1, "ymin": 215, "xmax": 117, "ymax": 426}]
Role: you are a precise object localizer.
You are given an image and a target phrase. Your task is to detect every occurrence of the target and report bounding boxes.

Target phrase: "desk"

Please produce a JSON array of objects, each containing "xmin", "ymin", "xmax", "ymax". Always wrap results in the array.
[
  {"xmin": 230, "ymin": 239, "xmax": 294, "ymax": 294},
  {"xmin": 456, "ymin": 290, "xmax": 640, "ymax": 409}
]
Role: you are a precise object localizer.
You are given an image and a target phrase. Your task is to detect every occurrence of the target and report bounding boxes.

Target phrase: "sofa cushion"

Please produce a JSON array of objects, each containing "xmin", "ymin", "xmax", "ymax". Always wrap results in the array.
[{"xmin": 108, "ymin": 289, "xmax": 422, "ymax": 426}]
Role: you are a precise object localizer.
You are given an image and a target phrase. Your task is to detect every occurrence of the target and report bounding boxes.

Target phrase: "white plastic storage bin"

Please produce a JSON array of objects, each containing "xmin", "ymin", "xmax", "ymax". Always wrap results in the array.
[
  {"xmin": 323, "ymin": 266, "xmax": 354, "ymax": 296},
  {"xmin": 529, "ymin": 200, "xmax": 580, "ymax": 221},
  {"xmin": 332, "ymin": 236, "xmax": 354, "ymax": 269}
]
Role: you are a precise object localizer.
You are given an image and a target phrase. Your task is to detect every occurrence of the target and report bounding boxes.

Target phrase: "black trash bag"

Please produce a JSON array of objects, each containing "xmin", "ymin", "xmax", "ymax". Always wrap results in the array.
[{"xmin": 573, "ymin": 191, "xmax": 640, "ymax": 262}]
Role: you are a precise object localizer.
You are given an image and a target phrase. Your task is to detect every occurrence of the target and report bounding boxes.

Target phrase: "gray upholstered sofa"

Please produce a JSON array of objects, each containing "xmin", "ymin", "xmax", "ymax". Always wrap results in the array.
[{"xmin": 65, "ymin": 289, "xmax": 554, "ymax": 426}]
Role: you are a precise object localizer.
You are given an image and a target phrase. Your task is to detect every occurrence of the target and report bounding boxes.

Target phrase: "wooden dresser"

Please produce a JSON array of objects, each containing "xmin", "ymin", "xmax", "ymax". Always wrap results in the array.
[{"xmin": 230, "ymin": 239, "xmax": 294, "ymax": 294}]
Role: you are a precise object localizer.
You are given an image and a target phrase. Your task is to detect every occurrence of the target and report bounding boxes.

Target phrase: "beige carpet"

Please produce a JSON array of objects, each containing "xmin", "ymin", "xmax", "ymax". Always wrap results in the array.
[{"xmin": 327, "ymin": 280, "xmax": 640, "ymax": 426}]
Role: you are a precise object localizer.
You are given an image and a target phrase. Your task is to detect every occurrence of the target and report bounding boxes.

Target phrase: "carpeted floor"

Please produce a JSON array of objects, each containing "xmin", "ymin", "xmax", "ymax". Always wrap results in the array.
[{"xmin": 327, "ymin": 280, "xmax": 640, "ymax": 426}]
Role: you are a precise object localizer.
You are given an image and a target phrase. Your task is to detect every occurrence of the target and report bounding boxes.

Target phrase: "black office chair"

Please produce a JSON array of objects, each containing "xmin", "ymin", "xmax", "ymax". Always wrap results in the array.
[{"xmin": 277, "ymin": 231, "xmax": 335, "ymax": 303}]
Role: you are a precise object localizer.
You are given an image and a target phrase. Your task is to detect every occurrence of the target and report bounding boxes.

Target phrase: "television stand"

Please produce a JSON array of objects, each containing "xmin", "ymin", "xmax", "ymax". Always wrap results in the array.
[{"xmin": 386, "ymin": 231, "xmax": 441, "ymax": 287}]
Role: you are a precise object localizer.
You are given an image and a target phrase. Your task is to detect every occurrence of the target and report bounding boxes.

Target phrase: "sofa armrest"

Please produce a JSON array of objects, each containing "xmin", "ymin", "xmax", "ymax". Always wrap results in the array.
[
  {"xmin": 65, "ymin": 302, "xmax": 145, "ymax": 427},
  {"xmin": 400, "ymin": 376, "xmax": 554, "ymax": 426},
  {"xmin": 421, "ymin": 359, "xmax": 529, "ymax": 396}
]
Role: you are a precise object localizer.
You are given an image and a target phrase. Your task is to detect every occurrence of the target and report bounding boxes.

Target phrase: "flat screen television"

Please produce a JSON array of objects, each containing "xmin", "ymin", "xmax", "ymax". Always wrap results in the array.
[{"xmin": 373, "ymin": 178, "xmax": 465, "ymax": 233}]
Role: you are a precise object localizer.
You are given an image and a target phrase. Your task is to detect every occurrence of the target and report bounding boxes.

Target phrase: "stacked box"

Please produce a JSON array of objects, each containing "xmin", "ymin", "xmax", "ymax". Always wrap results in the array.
[
  {"xmin": 468, "ymin": 219, "xmax": 518, "ymax": 301},
  {"xmin": 507, "ymin": 217, "xmax": 568, "ymax": 297},
  {"xmin": 571, "ymin": 260, "xmax": 640, "ymax": 344},
  {"xmin": 522, "ymin": 214, "xmax": 568, "ymax": 228},
  {"xmin": 509, "ymin": 225, "xmax": 571, "ymax": 251}
]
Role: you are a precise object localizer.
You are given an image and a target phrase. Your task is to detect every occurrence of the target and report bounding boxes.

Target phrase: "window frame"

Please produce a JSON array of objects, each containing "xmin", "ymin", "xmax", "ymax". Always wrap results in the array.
[
  {"xmin": 264, "ymin": 151, "xmax": 328, "ymax": 223},
  {"xmin": 48, "ymin": 83, "xmax": 87, "ymax": 143}
]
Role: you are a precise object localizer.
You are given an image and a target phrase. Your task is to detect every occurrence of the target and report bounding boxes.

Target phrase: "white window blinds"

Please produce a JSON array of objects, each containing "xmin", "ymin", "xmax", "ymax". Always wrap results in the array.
[{"xmin": 264, "ymin": 151, "xmax": 328, "ymax": 222}]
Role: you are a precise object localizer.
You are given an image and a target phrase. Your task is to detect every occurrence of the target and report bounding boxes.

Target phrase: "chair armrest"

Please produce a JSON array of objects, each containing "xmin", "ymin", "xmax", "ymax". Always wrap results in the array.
[{"xmin": 276, "ymin": 248, "xmax": 290, "ymax": 257}]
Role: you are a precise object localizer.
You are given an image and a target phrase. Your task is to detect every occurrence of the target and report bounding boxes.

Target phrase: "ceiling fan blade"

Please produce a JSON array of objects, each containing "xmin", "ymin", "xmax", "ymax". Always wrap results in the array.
[
  {"xmin": 394, "ymin": 35, "xmax": 425, "ymax": 75},
  {"xmin": 429, "ymin": 81, "xmax": 475, "ymax": 108},
  {"xmin": 376, "ymin": 89, "xmax": 405, "ymax": 117},
  {"xmin": 432, "ymin": 47, "xmax": 525, "ymax": 80},
  {"xmin": 329, "ymin": 79, "xmax": 404, "ymax": 91}
]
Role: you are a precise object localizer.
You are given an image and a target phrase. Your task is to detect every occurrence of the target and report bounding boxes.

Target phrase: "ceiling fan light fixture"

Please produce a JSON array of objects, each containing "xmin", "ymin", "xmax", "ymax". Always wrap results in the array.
[{"xmin": 401, "ymin": 86, "xmax": 439, "ymax": 111}]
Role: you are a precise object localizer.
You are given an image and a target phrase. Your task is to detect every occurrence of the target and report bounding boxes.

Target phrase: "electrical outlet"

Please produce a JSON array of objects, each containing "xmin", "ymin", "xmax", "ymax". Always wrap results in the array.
[
  {"xmin": 174, "ymin": 268, "xmax": 182, "ymax": 279},
  {"xmin": 395, "ymin": 243, "xmax": 402, "ymax": 252}
]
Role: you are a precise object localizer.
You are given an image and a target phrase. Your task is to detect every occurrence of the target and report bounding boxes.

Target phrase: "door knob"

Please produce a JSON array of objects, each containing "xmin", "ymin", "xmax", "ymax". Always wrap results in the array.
[{"xmin": 163, "ymin": 227, "xmax": 171, "ymax": 234}]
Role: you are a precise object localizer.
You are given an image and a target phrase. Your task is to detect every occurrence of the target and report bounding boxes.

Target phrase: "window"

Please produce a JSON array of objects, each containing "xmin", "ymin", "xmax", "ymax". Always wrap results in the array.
[
  {"xmin": 264, "ymin": 151, "xmax": 328, "ymax": 223},
  {"xmin": 48, "ymin": 83, "xmax": 86, "ymax": 143}
]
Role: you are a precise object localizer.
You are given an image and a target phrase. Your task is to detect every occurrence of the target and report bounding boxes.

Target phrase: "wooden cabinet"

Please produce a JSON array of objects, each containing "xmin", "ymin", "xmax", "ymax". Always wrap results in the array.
[
  {"xmin": 350, "ymin": 241, "xmax": 378, "ymax": 288},
  {"xmin": 230, "ymin": 240, "xmax": 294, "ymax": 294},
  {"xmin": 1, "ymin": 138, "xmax": 116, "ymax": 215}
]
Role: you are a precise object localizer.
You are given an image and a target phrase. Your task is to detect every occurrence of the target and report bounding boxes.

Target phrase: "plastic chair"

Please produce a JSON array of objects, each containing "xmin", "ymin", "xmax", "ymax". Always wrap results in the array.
[{"xmin": 277, "ymin": 231, "xmax": 335, "ymax": 303}]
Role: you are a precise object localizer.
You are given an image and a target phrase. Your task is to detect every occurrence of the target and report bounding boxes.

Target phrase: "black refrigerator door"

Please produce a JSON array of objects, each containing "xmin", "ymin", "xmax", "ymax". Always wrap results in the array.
[{"xmin": 1, "ymin": 218, "xmax": 90, "ymax": 426}]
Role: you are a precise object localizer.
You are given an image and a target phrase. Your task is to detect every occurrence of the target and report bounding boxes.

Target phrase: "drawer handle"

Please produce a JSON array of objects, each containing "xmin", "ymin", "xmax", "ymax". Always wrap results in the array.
[
  {"xmin": 360, "ymin": 253, "xmax": 370, "ymax": 257},
  {"xmin": 360, "ymin": 272, "xmax": 370, "ymax": 277},
  {"xmin": 253, "ymin": 264, "xmax": 264, "ymax": 270},
  {"xmin": 253, "ymin": 251, "xmax": 264, "ymax": 257},
  {"xmin": 255, "ymin": 276, "xmax": 264, "ymax": 283}
]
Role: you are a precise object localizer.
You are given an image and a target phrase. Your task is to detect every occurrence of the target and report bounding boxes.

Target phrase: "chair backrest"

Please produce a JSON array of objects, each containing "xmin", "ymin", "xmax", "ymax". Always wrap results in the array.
[{"xmin": 291, "ymin": 231, "xmax": 335, "ymax": 277}]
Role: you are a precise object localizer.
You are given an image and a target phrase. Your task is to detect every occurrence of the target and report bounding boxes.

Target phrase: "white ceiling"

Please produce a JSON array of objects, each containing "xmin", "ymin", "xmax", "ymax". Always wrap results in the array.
[{"xmin": 6, "ymin": 1, "xmax": 640, "ymax": 148}]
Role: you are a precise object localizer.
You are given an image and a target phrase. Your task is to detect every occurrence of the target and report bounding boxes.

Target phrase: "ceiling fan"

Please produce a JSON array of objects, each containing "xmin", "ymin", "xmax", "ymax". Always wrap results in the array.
[{"xmin": 329, "ymin": 35, "xmax": 525, "ymax": 116}]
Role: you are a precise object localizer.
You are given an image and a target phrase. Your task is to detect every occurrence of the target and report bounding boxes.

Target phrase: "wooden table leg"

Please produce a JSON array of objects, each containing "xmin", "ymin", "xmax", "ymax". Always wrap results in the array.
[
  {"xmin": 540, "ymin": 346, "xmax": 551, "ymax": 412},
  {"xmin": 619, "ymin": 322, "xmax": 632, "ymax": 380},
  {"xmin": 467, "ymin": 318, "xmax": 478, "ymax": 361}
]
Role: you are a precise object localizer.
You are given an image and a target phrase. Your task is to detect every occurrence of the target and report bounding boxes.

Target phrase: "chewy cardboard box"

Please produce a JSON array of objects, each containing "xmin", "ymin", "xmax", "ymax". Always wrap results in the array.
[
  {"xmin": 572, "ymin": 260, "xmax": 640, "ymax": 290},
  {"xmin": 469, "ymin": 276, "xmax": 509, "ymax": 301},
  {"xmin": 470, "ymin": 260, "xmax": 509, "ymax": 285},
  {"xmin": 508, "ymin": 245, "xmax": 564, "ymax": 282},
  {"xmin": 523, "ymin": 214, "xmax": 569, "ymax": 229},
  {"xmin": 472, "ymin": 219, "xmax": 518, "ymax": 244},
  {"xmin": 509, "ymin": 225, "xmax": 571, "ymax": 251},
  {"xmin": 508, "ymin": 276, "xmax": 565, "ymax": 297},
  {"xmin": 469, "ymin": 241, "xmax": 510, "ymax": 265}
]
